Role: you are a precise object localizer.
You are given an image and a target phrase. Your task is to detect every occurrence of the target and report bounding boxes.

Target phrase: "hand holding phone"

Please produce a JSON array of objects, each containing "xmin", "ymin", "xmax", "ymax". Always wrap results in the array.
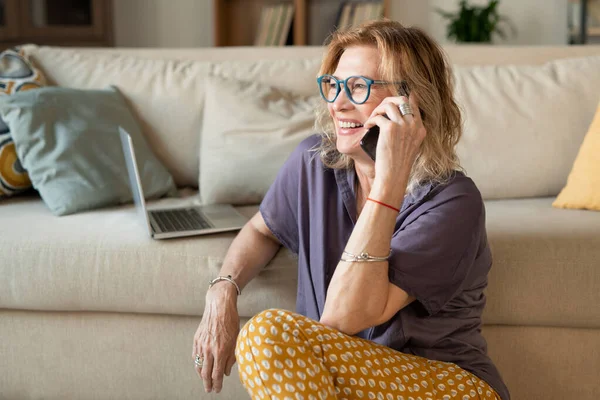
[{"xmin": 360, "ymin": 81, "xmax": 411, "ymax": 161}]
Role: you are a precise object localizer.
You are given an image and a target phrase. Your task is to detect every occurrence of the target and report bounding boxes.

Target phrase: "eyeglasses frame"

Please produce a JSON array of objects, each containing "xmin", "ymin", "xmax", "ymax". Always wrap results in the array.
[{"xmin": 316, "ymin": 74, "xmax": 406, "ymax": 105}]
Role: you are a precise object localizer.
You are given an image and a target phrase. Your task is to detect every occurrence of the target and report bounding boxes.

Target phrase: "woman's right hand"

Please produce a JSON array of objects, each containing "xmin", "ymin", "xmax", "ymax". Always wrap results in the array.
[
  {"xmin": 192, "ymin": 284, "xmax": 240, "ymax": 394},
  {"xmin": 363, "ymin": 92, "xmax": 427, "ymax": 189}
]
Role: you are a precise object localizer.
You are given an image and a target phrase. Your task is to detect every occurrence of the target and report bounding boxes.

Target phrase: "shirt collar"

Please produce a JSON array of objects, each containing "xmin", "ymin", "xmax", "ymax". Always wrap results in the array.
[
  {"xmin": 401, "ymin": 179, "xmax": 435, "ymax": 212},
  {"xmin": 334, "ymin": 167, "xmax": 357, "ymax": 223}
]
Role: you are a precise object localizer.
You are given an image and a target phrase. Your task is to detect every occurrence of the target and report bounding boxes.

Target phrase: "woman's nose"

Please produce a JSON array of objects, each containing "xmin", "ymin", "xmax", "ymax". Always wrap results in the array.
[{"xmin": 332, "ymin": 87, "xmax": 353, "ymax": 111}]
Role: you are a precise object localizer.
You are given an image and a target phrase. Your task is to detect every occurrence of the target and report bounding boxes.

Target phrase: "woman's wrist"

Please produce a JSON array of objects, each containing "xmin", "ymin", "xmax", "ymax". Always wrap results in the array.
[
  {"xmin": 207, "ymin": 280, "xmax": 239, "ymax": 304},
  {"xmin": 371, "ymin": 178, "xmax": 408, "ymax": 210}
]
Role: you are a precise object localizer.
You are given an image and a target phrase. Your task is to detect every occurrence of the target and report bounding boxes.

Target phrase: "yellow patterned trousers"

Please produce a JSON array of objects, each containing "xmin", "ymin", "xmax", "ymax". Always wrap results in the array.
[{"xmin": 235, "ymin": 309, "xmax": 500, "ymax": 400}]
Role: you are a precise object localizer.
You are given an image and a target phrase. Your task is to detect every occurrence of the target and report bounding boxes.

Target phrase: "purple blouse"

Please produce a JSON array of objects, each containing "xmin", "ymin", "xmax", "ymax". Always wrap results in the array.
[{"xmin": 259, "ymin": 135, "xmax": 510, "ymax": 400}]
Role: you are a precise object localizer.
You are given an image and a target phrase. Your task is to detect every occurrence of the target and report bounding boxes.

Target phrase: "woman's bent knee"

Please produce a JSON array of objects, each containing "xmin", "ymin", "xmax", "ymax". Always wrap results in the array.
[{"xmin": 236, "ymin": 308, "xmax": 297, "ymax": 352}]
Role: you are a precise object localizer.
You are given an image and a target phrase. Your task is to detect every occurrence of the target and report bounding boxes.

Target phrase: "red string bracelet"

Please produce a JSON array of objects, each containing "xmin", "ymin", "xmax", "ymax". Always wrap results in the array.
[{"xmin": 367, "ymin": 197, "xmax": 400, "ymax": 213}]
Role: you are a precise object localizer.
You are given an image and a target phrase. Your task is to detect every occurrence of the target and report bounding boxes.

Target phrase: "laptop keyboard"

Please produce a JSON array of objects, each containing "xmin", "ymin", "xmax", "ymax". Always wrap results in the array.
[{"xmin": 151, "ymin": 208, "xmax": 213, "ymax": 232}]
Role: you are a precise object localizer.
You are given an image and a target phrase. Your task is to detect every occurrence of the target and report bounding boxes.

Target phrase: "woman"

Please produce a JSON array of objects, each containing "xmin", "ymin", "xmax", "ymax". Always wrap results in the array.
[{"xmin": 192, "ymin": 20, "xmax": 510, "ymax": 400}]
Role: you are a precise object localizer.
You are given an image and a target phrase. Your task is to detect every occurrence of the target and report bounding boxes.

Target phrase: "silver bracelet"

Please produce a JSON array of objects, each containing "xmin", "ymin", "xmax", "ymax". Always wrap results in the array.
[
  {"xmin": 341, "ymin": 249, "xmax": 392, "ymax": 263},
  {"xmin": 208, "ymin": 275, "xmax": 241, "ymax": 296}
]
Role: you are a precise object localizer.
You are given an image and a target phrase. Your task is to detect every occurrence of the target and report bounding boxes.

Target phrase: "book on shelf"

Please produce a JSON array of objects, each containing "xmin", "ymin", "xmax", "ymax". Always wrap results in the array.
[
  {"xmin": 337, "ymin": 2, "xmax": 355, "ymax": 31},
  {"xmin": 254, "ymin": 5, "xmax": 272, "ymax": 46},
  {"xmin": 336, "ymin": 1, "xmax": 384, "ymax": 32},
  {"xmin": 254, "ymin": 2, "xmax": 295, "ymax": 46},
  {"xmin": 277, "ymin": 2, "xmax": 295, "ymax": 46},
  {"xmin": 351, "ymin": 2, "xmax": 368, "ymax": 27}
]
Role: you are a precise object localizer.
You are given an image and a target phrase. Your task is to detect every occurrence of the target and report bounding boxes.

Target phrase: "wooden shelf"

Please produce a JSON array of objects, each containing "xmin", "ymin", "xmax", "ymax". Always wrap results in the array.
[
  {"xmin": 214, "ymin": 0, "xmax": 390, "ymax": 47},
  {"xmin": 588, "ymin": 26, "xmax": 600, "ymax": 35},
  {"xmin": 0, "ymin": 0, "xmax": 113, "ymax": 51},
  {"xmin": 569, "ymin": 0, "xmax": 600, "ymax": 43}
]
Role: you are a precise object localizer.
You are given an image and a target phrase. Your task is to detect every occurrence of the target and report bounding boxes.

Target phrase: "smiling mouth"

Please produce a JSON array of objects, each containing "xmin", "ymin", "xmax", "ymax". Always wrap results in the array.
[{"xmin": 339, "ymin": 122, "xmax": 364, "ymax": 129}]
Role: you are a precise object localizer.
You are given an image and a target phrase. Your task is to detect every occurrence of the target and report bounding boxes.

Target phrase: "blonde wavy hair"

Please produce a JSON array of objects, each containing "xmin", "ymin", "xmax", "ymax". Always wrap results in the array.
[{"xmin": 313, "ymin": 19, "xmax": 464, "ymax": 194}]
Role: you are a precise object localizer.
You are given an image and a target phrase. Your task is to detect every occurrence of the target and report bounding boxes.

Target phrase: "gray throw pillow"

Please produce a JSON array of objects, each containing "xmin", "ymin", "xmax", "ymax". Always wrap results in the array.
[{"xmin": 0, "ymin": 85, "xmax": 176, "ymax": 216}]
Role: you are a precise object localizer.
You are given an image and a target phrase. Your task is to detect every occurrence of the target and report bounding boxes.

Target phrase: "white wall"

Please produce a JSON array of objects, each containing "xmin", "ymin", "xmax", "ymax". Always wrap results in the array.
[
  {"xmin": 391, "ymin": 0, "xmax": 569, "ymax": 45},
  {"xmin": 113, "ymin": 0, "xmax": 568, "ymax": 47},
  {"xmin": 113, "ymin": 0, "xmax": 213, "ymax": 47},
  {"xmin": 390, "ymin": 0, "xmax": 431, "ymax": 31}
]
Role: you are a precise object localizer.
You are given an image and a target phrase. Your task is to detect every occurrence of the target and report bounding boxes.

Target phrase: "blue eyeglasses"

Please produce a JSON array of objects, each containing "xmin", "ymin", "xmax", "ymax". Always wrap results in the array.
[{"xmin": 317, "ymin": 74, "xmax": 404, "ymax": 104}]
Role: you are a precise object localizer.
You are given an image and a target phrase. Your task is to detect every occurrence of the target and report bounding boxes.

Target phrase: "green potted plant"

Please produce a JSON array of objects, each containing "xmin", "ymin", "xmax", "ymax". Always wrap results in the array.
[{"xmin": 436, "ymin": 0, "xmax": 516, "ymax": 43}]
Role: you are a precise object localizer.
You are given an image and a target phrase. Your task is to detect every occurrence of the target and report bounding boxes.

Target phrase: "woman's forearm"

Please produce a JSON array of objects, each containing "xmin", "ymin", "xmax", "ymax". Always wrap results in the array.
[
  {"xmin": 321, "ymin": 177, "xmax": 408, "ymax": 334},
  {"xmin": 207, "ymin": 214, "xmax": 281, "ymax": 300}
]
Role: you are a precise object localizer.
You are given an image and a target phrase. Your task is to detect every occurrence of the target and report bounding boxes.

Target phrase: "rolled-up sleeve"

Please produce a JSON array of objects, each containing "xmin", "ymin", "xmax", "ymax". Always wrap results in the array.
[
  {"xmin": 259, "ymin": 135, "xmax": 319, "ymax": 254},
  {"xmin": 388, "ymin": 178, "xmax": 486, "ymax": 316}
]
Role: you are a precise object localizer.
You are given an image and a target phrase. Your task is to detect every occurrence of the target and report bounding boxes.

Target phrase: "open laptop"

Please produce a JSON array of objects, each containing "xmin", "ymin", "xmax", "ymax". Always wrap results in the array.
[{"xmin": 119, "ymin": 127, "xmax": 249, "ymax": 239}]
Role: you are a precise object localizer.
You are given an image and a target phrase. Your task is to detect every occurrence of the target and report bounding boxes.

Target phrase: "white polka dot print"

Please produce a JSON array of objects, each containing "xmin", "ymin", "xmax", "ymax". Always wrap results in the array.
[
  {"xmin": 285, "ymin": 383, "xmax": 296, "ymax": 392},
  {"xmin": 236, "ymin": 309, "xmax": 501, "ymax": 400}
]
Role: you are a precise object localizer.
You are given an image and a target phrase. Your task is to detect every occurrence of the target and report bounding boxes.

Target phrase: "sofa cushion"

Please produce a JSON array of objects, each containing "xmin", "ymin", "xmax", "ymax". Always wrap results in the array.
[
  {"xmin": 2, "ymin": 192, "xmax": 599, "ymax": 328},
  {"xmin": 199, "ymin": 75, "xmax": 319, "ymax": 205},
  {"xmin": 483, "ymin": 197, "xmax": 600, "ymax": 328},
  {"xmin": 0, "ymin": 190, "xmax": 298, "ymax": 318},
  {"xmin": 454, "ymin": 55, "xmax": 600, "ymax": 200}
]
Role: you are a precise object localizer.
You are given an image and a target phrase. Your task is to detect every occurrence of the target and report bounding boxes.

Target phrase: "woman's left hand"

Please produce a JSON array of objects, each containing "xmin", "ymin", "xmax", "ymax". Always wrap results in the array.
[{"xmin": 363, "ymin": 92, "xmax": 427, "ymax": 186}]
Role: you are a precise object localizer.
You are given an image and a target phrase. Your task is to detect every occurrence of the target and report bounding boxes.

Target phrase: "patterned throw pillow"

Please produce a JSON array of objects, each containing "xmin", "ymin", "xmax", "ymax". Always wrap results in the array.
[{"xmin": 0, "ymin": 47, "xmax": 47, "ymax": 198}]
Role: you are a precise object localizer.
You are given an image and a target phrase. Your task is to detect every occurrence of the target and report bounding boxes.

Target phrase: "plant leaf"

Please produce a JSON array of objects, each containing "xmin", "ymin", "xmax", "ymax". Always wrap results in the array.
[{"xmin": 439, "ymin": 0, "xmax": 515, "ymax": 43}]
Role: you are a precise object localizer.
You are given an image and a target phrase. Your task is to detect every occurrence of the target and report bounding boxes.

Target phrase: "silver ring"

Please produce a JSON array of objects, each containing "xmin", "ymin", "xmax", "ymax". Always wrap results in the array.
[
  {"xmin": 399, "ymin": 103, "xmax": 414, "ymax": 116},
  {"xmin": 194, "ymin": 354, "xmax": 204, "ymax": 368}
]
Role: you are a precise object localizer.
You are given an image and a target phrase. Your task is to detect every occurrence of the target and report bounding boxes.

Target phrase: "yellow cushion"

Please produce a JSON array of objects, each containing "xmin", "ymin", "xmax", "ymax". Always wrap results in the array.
[
  {"xmin": 553, "ymin": 100, "xmax": 600, "ymax": 210},
  {"xmin": 0, "ymin": 47, "xmax": 47, "ymax": 198}
]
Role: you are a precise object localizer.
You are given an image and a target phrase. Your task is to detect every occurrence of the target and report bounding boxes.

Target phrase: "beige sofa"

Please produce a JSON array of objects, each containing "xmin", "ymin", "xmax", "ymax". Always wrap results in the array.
[{"xmin": 1, "ymin": 44, "xmax": 600, "ymax": 400}]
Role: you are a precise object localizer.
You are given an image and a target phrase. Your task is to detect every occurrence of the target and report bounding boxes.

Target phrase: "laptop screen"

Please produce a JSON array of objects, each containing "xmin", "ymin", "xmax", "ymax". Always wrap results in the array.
[{"xmin": 119, "ymin": 127, "xmax": 153, "ymax": 234}]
